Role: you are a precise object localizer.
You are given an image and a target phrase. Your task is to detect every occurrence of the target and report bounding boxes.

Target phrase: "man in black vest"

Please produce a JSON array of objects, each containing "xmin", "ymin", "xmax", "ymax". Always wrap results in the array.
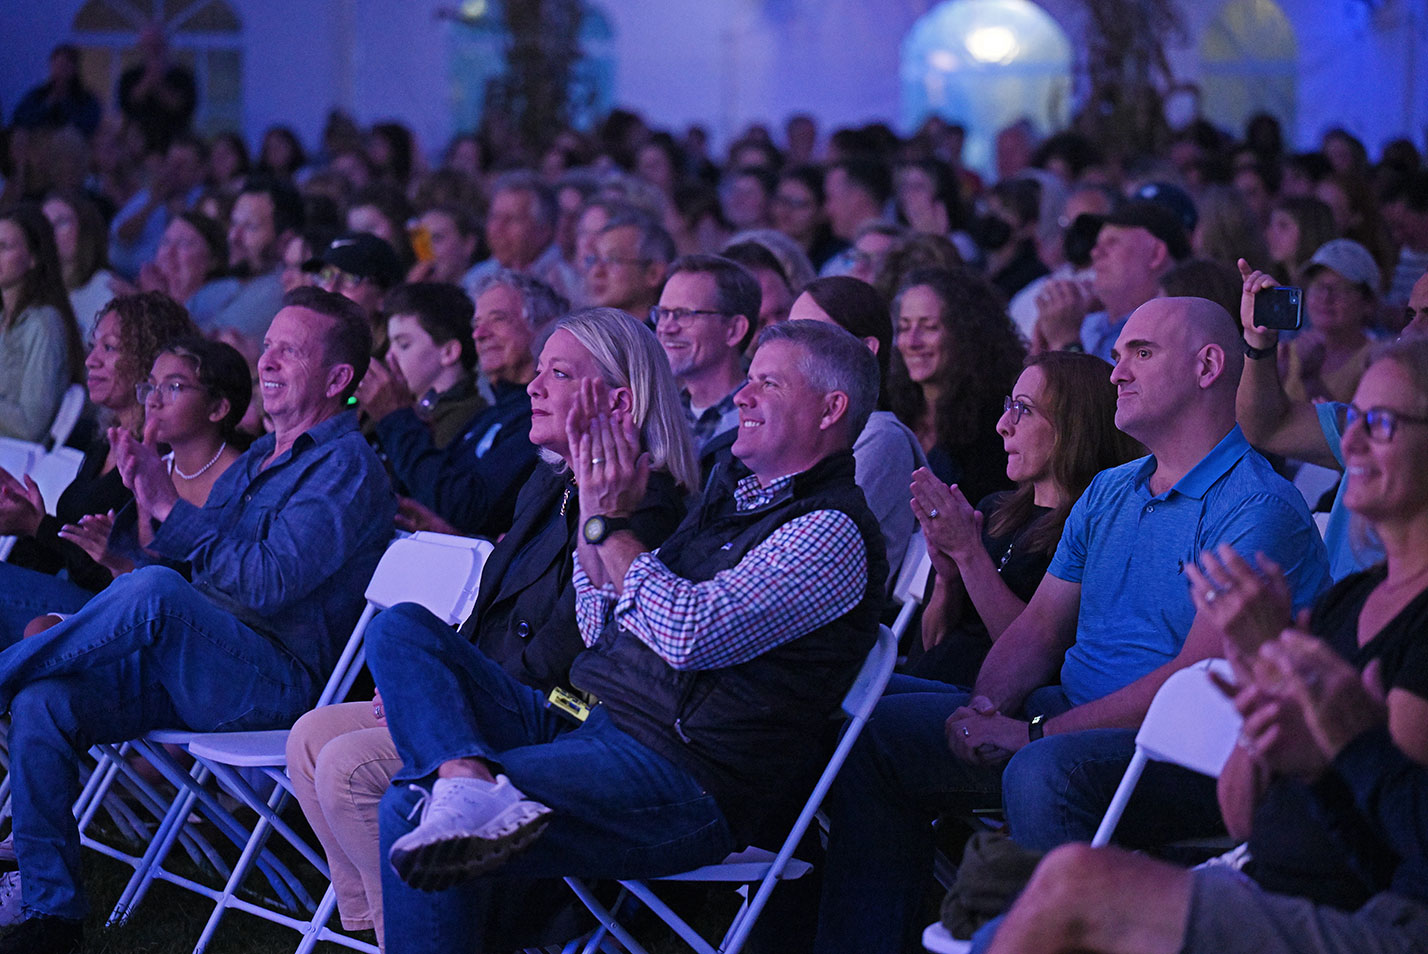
[{"xmin": 367, "ymin": 321, "xmax": 887, "ymax": 954}]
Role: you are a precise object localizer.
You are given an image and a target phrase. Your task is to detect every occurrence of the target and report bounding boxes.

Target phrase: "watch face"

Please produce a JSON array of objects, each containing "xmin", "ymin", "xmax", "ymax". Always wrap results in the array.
[{"xmin": 582, "ymin": 515, "xmax": 607, "ymax": 544}]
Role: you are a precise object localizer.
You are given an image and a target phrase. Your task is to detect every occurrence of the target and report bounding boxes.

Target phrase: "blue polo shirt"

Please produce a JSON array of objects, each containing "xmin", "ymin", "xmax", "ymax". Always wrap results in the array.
[{"xmin": 1050, "ymin": 425, "xmax": 1331, "ymax": 706}]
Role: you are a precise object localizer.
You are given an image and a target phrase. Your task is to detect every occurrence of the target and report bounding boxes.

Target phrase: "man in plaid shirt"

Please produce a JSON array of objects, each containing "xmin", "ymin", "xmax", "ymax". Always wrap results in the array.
[{"xmin": 368, "ymin": 321, "xmax": 887, "ymax": 954}]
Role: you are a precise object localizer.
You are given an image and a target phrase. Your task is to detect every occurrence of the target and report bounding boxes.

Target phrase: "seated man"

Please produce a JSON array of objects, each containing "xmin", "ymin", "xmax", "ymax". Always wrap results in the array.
[
  {"xmin": 0, "ymin": 287, "xmax": 395, "ymax": 954},
  {"xmin": 362, "ymin": 271, "xmax": 566, "ymax": 538},
  {"xmin": 974, "ymin": 632, "xmax": 1428, "ymax": 954},
  {"xmin": 814, "ymin": 296, "xmax": 1331, "ymax": 954},
  {"xmin": 369, "ymin": 321, "xmax": 888, "ymax": 954}
]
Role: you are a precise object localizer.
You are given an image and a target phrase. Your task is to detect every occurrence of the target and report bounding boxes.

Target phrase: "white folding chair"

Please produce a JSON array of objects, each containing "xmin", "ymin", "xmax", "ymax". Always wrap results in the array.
[
  {"xmin": 564, "ymin": 624, "xmax": 898, "ymax": 954},
  {"xmin": 27, "ymin": 447, "xmax": 85, "ymax": 514},
  {"xmin": 44, "ymin": 383, "xmax": 87, "ymax": 451},
  {"xmin": 1090, "ymin": 658, "xmax": 1240, "ymax": 847},
  {"xmin": 919, "ymin": 659, "xmax": 1242, "ymax": 954},
  {"xmin": 890, "ymin": 529, "xmax": 931, "ymax": 644},
  {"xmin": 97, "ymin": 533, "xmax": 492, "ymax": 953}
]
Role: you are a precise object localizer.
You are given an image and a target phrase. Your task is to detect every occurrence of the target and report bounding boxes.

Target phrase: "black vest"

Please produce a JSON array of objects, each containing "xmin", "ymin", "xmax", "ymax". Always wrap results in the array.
[{"xmin": 569, "ymin": 451, "xmax": 887, "ymax": 845}]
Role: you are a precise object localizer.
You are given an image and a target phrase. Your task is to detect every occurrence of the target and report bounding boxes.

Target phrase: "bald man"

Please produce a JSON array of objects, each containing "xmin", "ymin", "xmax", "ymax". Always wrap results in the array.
[{"xmin": 813, "ymin": 297, "xmax": 1331, "ymax": 954}]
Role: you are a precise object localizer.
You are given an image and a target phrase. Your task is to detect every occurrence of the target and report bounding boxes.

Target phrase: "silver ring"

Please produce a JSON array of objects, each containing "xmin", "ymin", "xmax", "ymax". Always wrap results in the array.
[
  {"xmin": 1204, "ymin": 588, "xmax": 1220, "ymax": 604},
  {"xmin": 372, "ymin": 703, "xmax": 384, "ymax": 719},
  {"xmin": 928, "ymin": 508, "xmax": 940, "ymax": 519},
  {"xmin": 590, "ymin": 457, "xmax": 605, "ymax": 466},
  {"xmin": 961, "ymin": 726, "xmax": 970, "ymax": 737}
]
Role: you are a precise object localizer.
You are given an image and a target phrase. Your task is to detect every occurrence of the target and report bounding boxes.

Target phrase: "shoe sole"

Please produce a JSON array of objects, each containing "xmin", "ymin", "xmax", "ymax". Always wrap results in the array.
[{"xmin": 389, "ymin": 800, "xmax": 553, "ymax": 891}]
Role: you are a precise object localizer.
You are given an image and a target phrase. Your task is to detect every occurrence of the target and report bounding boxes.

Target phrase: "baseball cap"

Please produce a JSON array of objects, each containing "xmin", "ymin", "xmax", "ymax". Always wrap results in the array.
[
  {"xmin": 312, "ymin": 232, "xmax": 404, "ymax": 288},
  {"xmin": 1133, "ymin": 181, "xmax": 1198, "ymax": 233},
  {"xmin": 1302, "ymin": 239, "xmax": 1381, "ymax": 295},
  {"xmin": 1100, "ymin": 199, "xmax": 1192, "ymax": 262}
]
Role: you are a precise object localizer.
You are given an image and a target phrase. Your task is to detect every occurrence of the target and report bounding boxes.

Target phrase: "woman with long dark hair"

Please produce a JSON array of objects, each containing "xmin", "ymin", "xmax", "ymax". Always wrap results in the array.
[
  {"xmin": 0, "ymin": 204, "xmax": 83, "ymax": 441},
  {"xmin": 908, "ymin": 351, "xmax": 1143, "ymax": 683}
]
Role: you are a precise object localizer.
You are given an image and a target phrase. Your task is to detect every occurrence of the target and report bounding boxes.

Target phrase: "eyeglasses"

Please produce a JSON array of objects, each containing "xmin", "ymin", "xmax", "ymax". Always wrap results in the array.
[
  {"xmin": 136, "ymin": 381, "xmax": 202, "ymax": 405},
  {"xmin": 773, "ymin": 193, "xmax": 815, "ymax": 210},
  {"xmin": 649, "ymin": 306, "xmax": 728, "ymax": 326},
  {"xmin": 316, "ymin": 264, "xmax": 368, "ymax": 291},
  {"xmin": 1341, "ymin": 403, "xmax": 1428, "ymax": 442},
  {"xmin": 583, "ymin": 253, "xmax": 647, "ymax": 270},
  {"xmin": 1002, "ymin": 395, "xmax": 1034, "ymax": 424}
]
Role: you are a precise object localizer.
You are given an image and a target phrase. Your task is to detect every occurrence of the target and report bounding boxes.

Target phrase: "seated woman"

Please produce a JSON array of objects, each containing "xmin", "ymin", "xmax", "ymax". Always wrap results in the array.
[
  {"xmin": 140, "ymin": 212, "xmax": 243, "ymax": 330},
  {"xmin": 0, "ymin": 292, "xmax": 197, "ymax": 640},
  {"xmin": 967, "ymin": 336, "xmax": 1428, "ymax": 953},
  {"xmin": 42, "ymin": 190, "xmax": 117, "ymax": 340},
  {"xmin": 55, "ymin": 335, "xmax": 251, "ymax": 587},
  {"xmin": 906, "ymin": 351, "xmax": 1142, "ymax": 686},
  {"xmin": 0, "ymin": 204, "xmax": 84, "ymax": 442},
  {"xmin": 890, "ymin": 266, "xmax": 1025, "ymax": 505},
  {"xmin": 286, "ymin": 306, "xmax": 698, "ymax": 949},
  {"xmin": 788, "ymin": 275, "xmax": 928, "ymax": 584}
]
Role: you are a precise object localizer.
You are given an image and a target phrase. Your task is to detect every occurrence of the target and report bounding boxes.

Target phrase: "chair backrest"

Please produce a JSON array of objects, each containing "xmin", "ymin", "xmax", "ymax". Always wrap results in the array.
[
  {"xmin": 843, "ymin": 624, "xmax": 900, "ymax": 721},
  {"xmin": 1135, "ymin": 658, "xmax": 1241, "ymax": 777},
  {"xmin": 1090, "ymin": 658, "xmax": 1240, "ymax": 848},
  {"xmin": 319, "ymin": 534, "xmax": 493, "ymax": 708},
  {"xmin": 0, "ymin": 437, "xmax": 38, "ymax": 480},
  {"xmin": 45, "ymin": 383, "xmax": 87, "ymax": 451},
  {"xmin": 28, "ymin": 447, "xmax": 86, "ymax": 517},
  {"xmin": 890, "ymin": 530, "xmax": 932, "ymax": 642}
]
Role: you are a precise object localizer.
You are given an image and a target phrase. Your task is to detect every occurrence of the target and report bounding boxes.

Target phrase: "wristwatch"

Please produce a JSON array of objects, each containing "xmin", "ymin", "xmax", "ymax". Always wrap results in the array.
[
  {"xmin": 582, "ymin": 514, "xmax": 632, "ymax": 545},
  {"xmin": 1243, "ymin": 339, "xmax": 1277, "ymax": 361},
  {"xmin": 1028, "ymin": 713, "xmax": 1047, "ymax": 742}
]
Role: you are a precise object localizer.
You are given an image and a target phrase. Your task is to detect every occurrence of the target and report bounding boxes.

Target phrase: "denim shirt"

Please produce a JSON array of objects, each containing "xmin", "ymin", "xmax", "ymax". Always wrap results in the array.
[{"xmin": 117, "ymin": 411, "xmax": 396, "ymax": 680}]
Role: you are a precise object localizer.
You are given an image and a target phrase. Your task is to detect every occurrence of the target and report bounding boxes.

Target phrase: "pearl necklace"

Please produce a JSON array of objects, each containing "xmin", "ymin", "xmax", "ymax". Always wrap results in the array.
[{"xmin": 173, "ymin": 441, "xmax": 227, "ymax": 480}]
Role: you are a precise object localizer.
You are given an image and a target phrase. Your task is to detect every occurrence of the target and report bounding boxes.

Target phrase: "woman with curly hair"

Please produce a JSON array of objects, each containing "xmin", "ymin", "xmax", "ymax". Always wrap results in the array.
[
  {"xmin": 0, "ymin": 292, "xmax": 197, "ymax": 639},
  {"xmin": 890, "ymin": 266, "xmax": 1026, "ymax": 504}
]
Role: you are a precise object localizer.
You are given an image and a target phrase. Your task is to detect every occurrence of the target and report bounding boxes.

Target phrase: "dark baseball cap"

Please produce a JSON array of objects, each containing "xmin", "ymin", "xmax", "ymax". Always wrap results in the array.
[
  {"xmin": 1133, "ymin": 181, "xmax": 1198, "ymax": 233},
  {"xmin": 1100, "ymin": 199, "xmax": 1191, "ymax": 262},
  {"xmin": 311, "ymin": 232, "xmax": 404, "ymax": 288}
]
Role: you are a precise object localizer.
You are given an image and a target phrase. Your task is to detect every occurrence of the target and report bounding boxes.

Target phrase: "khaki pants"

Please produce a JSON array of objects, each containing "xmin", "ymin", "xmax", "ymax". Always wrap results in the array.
[{"xmin": 286, "ymin": 701, "xmax": 401, "ymax": 948}]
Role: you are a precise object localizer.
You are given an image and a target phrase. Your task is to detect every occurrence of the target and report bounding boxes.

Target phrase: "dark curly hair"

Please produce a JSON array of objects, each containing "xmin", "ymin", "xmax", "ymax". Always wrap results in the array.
[
  {"xmin": 97, "ymin": 292, "xmax": 200, "ymax": 413},
  {"xmin": 888, "ymin": 266, "xmax": 1025, "ymax": 449}
]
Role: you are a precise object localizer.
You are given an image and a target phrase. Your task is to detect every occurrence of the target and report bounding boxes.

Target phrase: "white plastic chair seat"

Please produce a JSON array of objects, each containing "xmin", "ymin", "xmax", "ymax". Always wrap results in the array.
[
  {"xmin": 653, "ymin": 847, "xmax": 812, "ymax": 883},
  {"xmin": 187, "ymin": 731, "xmax": 291, "ymax": 769},
  {"xmin": 922, "ymin": 921, "xmax": 972, "ymax": 953},
  {"xmin": 45, "ymin": 383, "xmax": 87, "ymax": 451}
]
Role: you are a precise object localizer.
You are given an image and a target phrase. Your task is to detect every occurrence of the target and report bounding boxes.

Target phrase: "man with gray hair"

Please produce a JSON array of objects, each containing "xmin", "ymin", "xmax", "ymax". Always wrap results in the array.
[
  {"xmin": 583, "ymin": 208, "xmax": 675, "ymax": 319},
  {"xmin": 388, "ymin": 270, "xmax": 566, "ymax": 539},
  {"xmin": 371, "ymin": 320, "xmax": 888, "ymax": 953},
  {"xmin": 463, "ymin": 171, "xmax": 579, "ymax": 305}
]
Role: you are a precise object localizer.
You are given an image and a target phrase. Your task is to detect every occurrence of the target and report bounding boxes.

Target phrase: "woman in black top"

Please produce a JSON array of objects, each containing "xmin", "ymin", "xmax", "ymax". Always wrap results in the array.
[
  {"xmin": 1192, "ymin": 336, "xmax": 1428, "ymax": 911},
  {"xmin": 0, "ymin": 292, "xmax": 196, "ymax": 640},
  {"xmin": 906, "ymin": 351, "xmax": 1142, "ymax": 686}
]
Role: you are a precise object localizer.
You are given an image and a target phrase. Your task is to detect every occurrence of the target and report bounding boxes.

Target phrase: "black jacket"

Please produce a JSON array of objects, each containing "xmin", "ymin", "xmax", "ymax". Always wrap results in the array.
[{"xmin": 461, "ymin": 462, "xmax": 686, "ymax": 692}]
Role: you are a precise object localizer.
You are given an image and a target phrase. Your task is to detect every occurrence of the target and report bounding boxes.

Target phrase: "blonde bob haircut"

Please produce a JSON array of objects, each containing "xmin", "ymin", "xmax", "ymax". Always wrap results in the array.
[{"xmin": 542, "ymin": 307, "xmax": 702, "ymax": 493}]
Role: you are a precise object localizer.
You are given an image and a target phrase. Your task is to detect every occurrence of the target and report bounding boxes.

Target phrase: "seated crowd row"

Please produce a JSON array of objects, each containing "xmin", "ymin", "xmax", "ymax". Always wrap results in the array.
[{"xmin": 0, "ymin": 103, "xmax": 1425, "ymax": 954}]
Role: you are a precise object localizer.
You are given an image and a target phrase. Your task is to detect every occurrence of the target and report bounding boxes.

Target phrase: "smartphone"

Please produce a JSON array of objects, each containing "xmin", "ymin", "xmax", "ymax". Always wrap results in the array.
[{"xmin": 1253, "ymin": 286, "xmax": 1303, "ymax": 331}]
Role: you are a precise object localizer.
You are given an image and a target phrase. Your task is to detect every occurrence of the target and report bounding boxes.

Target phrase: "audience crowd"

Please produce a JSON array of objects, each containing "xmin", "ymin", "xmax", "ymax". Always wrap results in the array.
[{"xmin": 2, "ymin": 30, "xmax": 1428, "ymax": 954}]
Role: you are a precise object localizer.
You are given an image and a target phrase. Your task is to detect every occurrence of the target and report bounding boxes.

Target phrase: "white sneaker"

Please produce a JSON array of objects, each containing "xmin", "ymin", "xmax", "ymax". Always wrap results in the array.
[
  {"xmin": 0, "ymin": 872, "xmax": 22, "ymax": 927},
  {"xmin": 388, "ymin": 775, "xmax": 552, "ymax": 891}
]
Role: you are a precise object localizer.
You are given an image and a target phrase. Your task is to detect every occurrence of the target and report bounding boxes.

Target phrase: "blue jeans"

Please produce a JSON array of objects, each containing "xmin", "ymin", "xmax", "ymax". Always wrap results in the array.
[
  {"xmin": 1001, "ymin": 728, "xmax": 1223, "ymax": 852},
  {"xmin": 813, "ymin": 685, "xmax": 1074, "ymax": 954},
  {"xmin": 0, "ymin": 562, "xmax": 97, "ymax": 642},
  {"xmin": 367, "ymin": 603, "xmax": 735, "ymax": 954},
  {"xmin": 0, "ymin": 566, "xmax": 318, "ymax": 919}
]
